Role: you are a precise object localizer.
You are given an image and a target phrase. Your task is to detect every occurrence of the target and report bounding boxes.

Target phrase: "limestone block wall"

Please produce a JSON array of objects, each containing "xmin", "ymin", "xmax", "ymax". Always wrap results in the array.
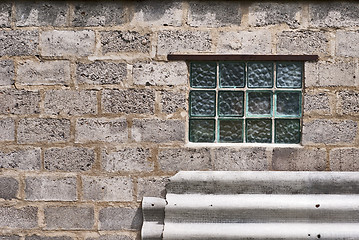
[{"xmin": 0, "ymin": 1, "xmax": 358, "ymax": 239}]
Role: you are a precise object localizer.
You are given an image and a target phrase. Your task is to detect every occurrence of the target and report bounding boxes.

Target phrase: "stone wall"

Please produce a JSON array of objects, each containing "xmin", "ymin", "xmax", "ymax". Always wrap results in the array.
[{"xmin": 0, "ymin": 1, "xmax": 358, "ymax": 239}]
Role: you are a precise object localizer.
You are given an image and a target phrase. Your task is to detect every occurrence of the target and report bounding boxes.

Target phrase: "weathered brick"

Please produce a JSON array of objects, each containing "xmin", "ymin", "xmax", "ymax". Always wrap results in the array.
[
  {"xmin": 0, "ymin": 148, "xmax": 41, "ymax": 170},
  {"xmin": 0, "ymin": 177, "xmax": 18, "ymax": 200},
  {"xmin": 188, "ymin": 1, "xmax": 241, "ymax": 27},
  {"xmin": 0, "ymin": 236, "xmax": 20, "ymax": 240},
  {"xmin": 99, "ymin": 207, "xmax": 142, "ymax": 230},
  {"xmin": 217, "ymin": 30, "xmax": 271, "ymax": 54},
  {"xmin": 330, "ymin": 148, "xmax": 359, "ymax": 171},
  {"xmin": 0, "ymin": 118, "xmax": 14, "ymax": 141},
  {"xmin": 44, "ymin": 90, "xmax": 97, "ymax": 115},
  {"xmin": 160, "ymin": 90, "xmax": 187, "ymax": 114},
  {"xmin": 133, "ymin": 61, "xmax": 187, "ymax": 86},
  {"xmin": 304, "ymin": 91, "xmax": 331, "ymax": 114},
  {"xmin": 77, "ymin": 61, "xmax": 127, "ymax": 85},
  {"xmin": 337, "ymin": 90, "xmax": 359, "ymax": 115},
  {"xmin": 15, "ymin": 2, "xmax": 68, "ymax": 26},
  {"xmin": 336, "ymin": 31, "xmax": 359, "ymax": 57},
  {"xmin": 26, "ymin": 235, "xmax": 73, "ymax": 240},
  {"xmin": 82, "ymin": 176, "xmax": 133, "ymax": 201},
  {"xmin": 303, "ymin": 119, "xmax": 357, "ymax": 144},
  {"xmin": 17, "ymin": 60, "xmax": 70, "ymax": 86},
  {"xmin": 102, "ymin": 89, "xmax": 155, "ymax": 114},
  {"xmin": 0, "ymin": 206, "xmax": 38, "ymax": 229},
  {"xmin": 0, "ymin": 60, "xmax": 14, "ymax": 86},
  {"xmin": 41, "ymin": 30, "xmax": 95, "ymax": 57},
  {"xmin": 132, "ymin": 119, "xmax": 185, "ymax": 143},
  {"xmin": 25, "ymin": 176, "xmax": 77, "ymax": 201},
  {"xmin": 213, "ymin": 147, "xmax": 268, "ymax": 171},
  {"xmin": 0, "ymin": 31, "xmax": 38, "ymax": 56},
  {"xmin": 72, "ymin": 2, "xmax": 124, "ymax": 26},
  {"xmin": 76, "ymin": 118, "xmax": 128, "ymax": 143},
  {"xmin": 18, "ymin": 118, "xmax": 70, "ymax": 144},
  {"xmin": 0, "ymin": 3, "xmax": 11, "ymax": 28},
  {"xmin": 101, "ymin": 31, "xmax": 150, "ymax": 54},
  {"xmin": 44, "ymin": 147, "xmax": 95, "ymax": 172},
  {"xmin": 157, "ymin": 30, "xmax": 212, "ymax": 56},
  {"xmin": 87, "ymin": 235, "xmax": 133, "ymax": 240},
  {"xmin": 137, "ymin": 177, "xmax": 169, "ymax": 201},
  {"xmin": 158, "ymin": 148, "xmax": 211, "ymax": 171},
  {"xmin": 102, "ymin": 148, "xmax": 153, "ymax": 172},
  {"xmin": 44, "ymin": 206, "xmax": 94, "ymax": 230},
  {"xmin": 272, "ymin": 148, "xmax": 327, "ymax": 171},
  {"xmin": 0, "ymin": 90, "xmax": 40, "ymax": 115}
]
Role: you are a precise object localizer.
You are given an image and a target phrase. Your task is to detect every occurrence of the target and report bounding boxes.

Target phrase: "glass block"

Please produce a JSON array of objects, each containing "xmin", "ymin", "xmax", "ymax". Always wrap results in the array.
[
  {"xmin": 275, "ymin": 91, "xmax": 302, "ymax": 117},
  {"xmin": 190, "ymin": 90, "xmax": 216, "ymax": 117},
  {"xmin": 219, "ymin": 62, "xmax": 245, "ymax": 88},
  {"xmin": 275, "ymin": 119, "xmax": 300, "ymax": 144},
  {"xmin": 190, "ymin": 62, "xmax": 217, "ymax": 88},
  {"xmin": 277, "ymin": 62, "xmax": 303, "ymax": 88},
  {"xmin": 247, "ymin": 62, "xmax": 273, "ymax": 88},
  {"xmin": 246, "ymin": 119, "xmax": 272, "ymax": 143},
  {"xmin": 189, "ymin": 119, "xmax": 215, "ymax": 142},
  {"xmin": 218, "ymin": 91, "xmax": 244, "ymax": 117},
  {"xmin": 219, "ymin": 119, "xmax": 243, "ymax": 143},
  {"xmin": 247, "ymin": 91, "xmax": 272, "ymax": 116}
]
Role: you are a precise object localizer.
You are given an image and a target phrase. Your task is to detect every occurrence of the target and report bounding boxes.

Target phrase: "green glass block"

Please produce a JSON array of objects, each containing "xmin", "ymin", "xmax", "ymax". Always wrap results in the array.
[
  {"xmin": 275, "ymin": 91, "xmax": 302, "ymax": 117},
  {"xmin": 190, "ymin": 62, "xmax": 217, "ymax": 88},
  {"xmin": 276, "ymin": 62, "xmax": 303, "ymax": 88},
  {"xmin": 246, "ymin": 119, "xmax": 272, "ymax": 143},
  {"xmin": 219, "ymin": 119, "xmax": 243, "ymax": 143},
  {"xmin": 247, "ymin": 91, "xmax": 272, "ymax": 116},
  {"xmin": 247, "ymin": 62, "xmax": 273, "ymax": 88},
  {"xmin": 190, "ymin": 90, "xmax": 216, "ymax": 117},
  {"xmin": 219, "ymin": 62, "xmax": 245, "ymax": 88},
  {"xmin": 275, "ymin": 119, "xmax": 300, "ymax": 144},
  {"xmin": 189, "ymin": 119, "xmax": 215, "ymax": 142},
  {"xmin": 218, "ymin": 91, "xmax": 244, "ymax": 117}
]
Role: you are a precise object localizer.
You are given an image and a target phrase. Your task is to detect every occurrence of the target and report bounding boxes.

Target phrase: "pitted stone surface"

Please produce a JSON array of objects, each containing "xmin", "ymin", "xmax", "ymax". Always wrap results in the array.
[
  {"xmin": 99, "ymin": 207, "xmax": 142, "ymax": 230},
  {"xmin": 0, "ymin": 3, "xmax": 11, "ymax": 27},
  {"xmin": 0, "ymin": 177, "xmax": 18, "ymax": 200},
  {"xmin": 160, "ymin": 90, "xmax": 187, "ymax": 114},
  {"xmin": 0, "ymin": 90, "xmax": 40, "ymax": 115},
  {"xmin": 0, "ymin": 118, "xmax": 14, "ymax": 141},
  {"xmin": 337, "ymin": 90, "xmax": 359, "ymax": 115},
  {"xmin": 101, "ymin": 31, "xmax": 150, "ymax": 54},
  {"xmin": 26, "ymin": 236, "xmax": 73, "ymax": 240},
  {"xmin": 0, "ymin": 148, "xmax": 41, "ymax": 170},
  {"xmin": 137, "ymin": 177, "xmax": 169, "ymax": 201},
  {"xmin": 304, "ymin": 91, "xmax": 331, "ymax": 114},
  {"xmin": 44, "ymin": 207, "xmax": 94, "ymax": 230},
  {"xmin": 0, "ymin": 236, "xmax": 20, "ymax": 240},
  {"xmin": 0, "ymin": 30, "xmax": 38, "ymax": 56},
  {"xmin": 86, "ymin": 235, "xmax": 133, "ymax": 240},
  {"xmin": 337, "ymin": 31, "xmax": 359, "ymax": 57},
  {"xmin": 330, "ymin": 148, "xmax": 359, "ymax": 171},
  {"xmin": 0, "ymin": 60, "xmax": 14, "ymax": 86},
  {"xmin": 0, "ymin": 206, "xmax": 38, "ymax": 229}
]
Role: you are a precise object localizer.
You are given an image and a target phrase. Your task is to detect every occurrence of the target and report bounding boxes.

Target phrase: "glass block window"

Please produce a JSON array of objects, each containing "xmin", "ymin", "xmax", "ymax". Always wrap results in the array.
[{"xmin": 189, "ymin": 61, "xmax": 303, "ymax": 144}]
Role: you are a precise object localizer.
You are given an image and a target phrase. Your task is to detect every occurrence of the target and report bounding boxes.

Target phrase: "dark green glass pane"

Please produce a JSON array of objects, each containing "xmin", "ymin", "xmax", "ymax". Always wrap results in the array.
[
  {"xmin": 275, "ymin": 119, "xmax": 300, "ymax": 144},
  {"xmin": 219, "ymin": 119, "xmax": 243, "ymax": 143},
  {"xmin": 277, "ymin": 62, "xmax": 303, "ymax": 88},
  {"xmin": 276, "ymin": 91, "xmax": 301, "ymax": 117},
  {"xmin": 246, "ymin": 119, "xmax": 272, "ymax": 143},
  {"xmin": 189, "ymin": 119, "xmax": 215, "ymax": 142},
  {"xmin": 190, "ymin": 62, "xmax": 217, "ymax": 88},
  {"xmin": 247, "ymin": 91, "xmax": 272, "ymax": 116},
  {"xmin": 190, "ymin": 90, "xmax": 216, "ymax": 117},
  {"xmin": 247, "ymin": 62, "xmax": 273, "ymax": 88},
  {"xmin": 219, "ymin": 62, "xmax": 245, "ymax": 88},
  {"xmin": 218, "ymin": 91, "xmax": 244, "ymax": 117}
]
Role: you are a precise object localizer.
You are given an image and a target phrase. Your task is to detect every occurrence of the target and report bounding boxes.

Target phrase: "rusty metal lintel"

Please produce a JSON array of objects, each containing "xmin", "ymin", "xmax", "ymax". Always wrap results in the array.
[{"xmin": 167, "ymin": 54, "xmax": 319, "ymax": 61}]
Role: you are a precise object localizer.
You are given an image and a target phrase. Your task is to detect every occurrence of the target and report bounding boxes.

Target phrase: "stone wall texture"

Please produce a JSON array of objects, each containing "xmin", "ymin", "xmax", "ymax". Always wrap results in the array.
[{"xmin": 0, "ymin": 1, "xmax": 359, "ymax": 239}]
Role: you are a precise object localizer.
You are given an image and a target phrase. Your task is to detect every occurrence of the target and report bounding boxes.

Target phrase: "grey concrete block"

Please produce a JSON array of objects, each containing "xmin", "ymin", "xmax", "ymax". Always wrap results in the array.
[
  {"xmin": 0, "ymin": 148, "xmax": 41, "ymax": 170},
  {"xmin": 132, "ymin": 119, "xmax": 185, "ymax": 143},
  {"xmin": 44, "ymin": 90, "xmax": 97, "ymax": 115},
  {"xmin": 17, "ymin": 60, "xmax": 70, "ymax": 86},
  {"xmin": 0, "ymin": 206, "xmax": 38, "ymax": 229},
  {"xmin": 133, "ymin": 61, "xmax": 187, "ymax": 86},
  {"xmin": 0, "ymin": 236, "xmax": 20, "ymax": 240},
  {"xmin": 99, "ymin": 207, "xmax": 142, "ymax": 230},
  {"xmin": 102, "ymin": 89, "xmax": 155, "ymax": 114},
  {"xmin": 160, "ymin": 90, "xmax": 187, "ymax": 114},
  {"xmin": 44, "ymin": 147, "xmax": 95, "ymax": 172},
  {"xmin": 72, "ymin": 2, "xmax": 125, "ymax": 27},
  {"xmin": 158, "ymin": 148, "xmax": 211, "ymax": 171},
  {"xmin": 0, "ymin": 60, "xmax": 14, "ymax": 86},
  {"xmin": 304, "ymin": 91, "xmax": 331, "ymax": 114},
  {"xmin": 272, "ymin": 148, "xmax": 327, "ymax": 171},
  {"xmin": 17, "ymin": 118, "xmax": 70, "ymax": 144},
  {"xmin": 77, "ymin": 61, "xmax": 127, "ymax": 85},
  {"xmin": 0, "ymin": 118, "xmax": 14, "ymax": 141},
  {"xmin": 40, "ymin": 30, "xmax": 95, "ymax": 56},
  {"xmin": 137, "ymin": 177, "xmax": 169, "ymax": 201},
  {"xmin": 337, "ymin": 90, "xmax": 359, "ymax": 115},
  {"xmin": 44, "ymin": 206, "xmax": 94, "ymax": 230},
  {"xmin": 330, "ymin": 148, "xmax": 359, "ymax": 171},
  {"xmin": 82, "ymin": 176, "xmax": 133, "ymax": 201},
  {"xmin": 26, "ymin": 235, "xmax": 73, "ymax": 240},
  {"xmin": 15, "ymin": 2, "xmax": 68, "ymax": 26},
  {"xmin": 0, "ymin": 177, "xmax": 18, "ymax": 200},
  {"xmin": 25, "ymin": 176, "xmax": 77, "ymax": 201},
  {"xmin": 0, "ymin": 30, "xmax": 38, "ymax": 56},
  {"xmin": 213, "ymin": 147, "xmax": 268, "ymax": 171},
  {"xmin": 86, "ymin": 235, "xmax": 133, "ymax": 240},
  {"xmin": 303, "ymin": 119, "xmax": 357, "ymax": 144},
  {"xmin": 0, "ymin": 90, "xmax": 40, "ymax": 115},
  {"xmin": 0, "ymin": 3, "xmax": 11, "ymax": 28},
  {"xmin": 336, "ymin": 31, "xmax": 359, "ymax": 57},
  {"xmin": 102, "ymin": 147, "xmax": 153, "ymax": 172},
  {"xmin": 101, "ymin": 31, "xmax": 150, "ymax": 54},
  {"xmin": 188, "ymin": 1, "xmax": 241, "ymax": 27},
  {"xmin": 75, "ymin": 118, "xmax": 128, "ymax": 143}
]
